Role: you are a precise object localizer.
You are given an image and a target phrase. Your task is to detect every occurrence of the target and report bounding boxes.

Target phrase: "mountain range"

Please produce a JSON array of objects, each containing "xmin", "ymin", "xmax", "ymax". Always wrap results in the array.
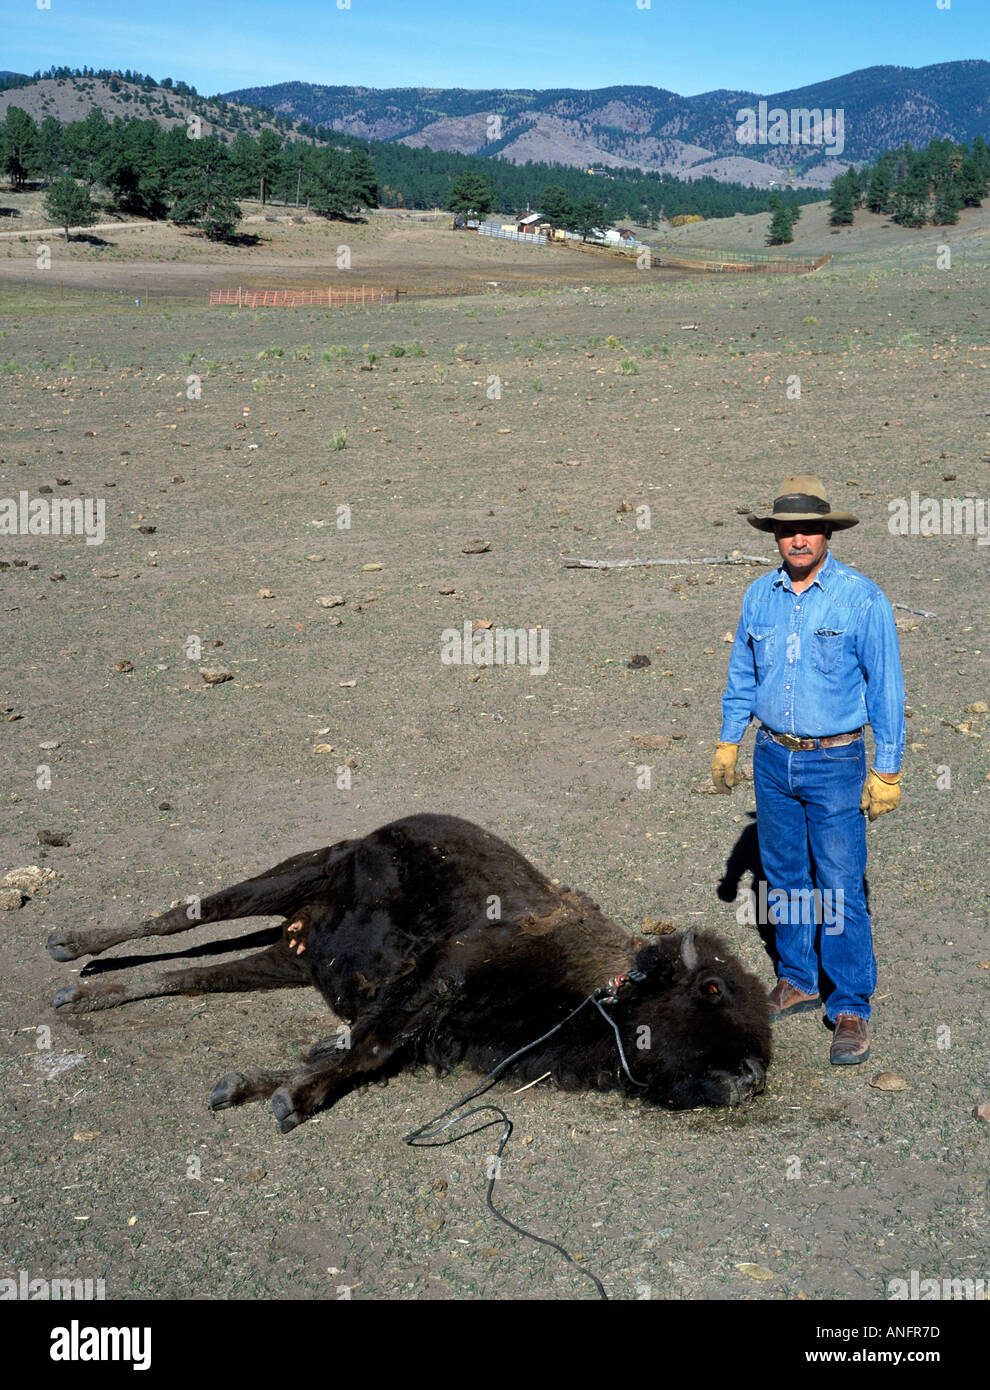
[{"xmin": 224, "ymin": 61, "xmax": 990, "ymax": 188}]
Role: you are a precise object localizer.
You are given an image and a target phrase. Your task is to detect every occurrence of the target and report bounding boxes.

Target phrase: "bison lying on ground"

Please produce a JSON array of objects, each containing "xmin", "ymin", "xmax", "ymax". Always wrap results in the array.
[{"xmin": 47, "ymin": 813, "xmax": 772, "ymax": 1133}]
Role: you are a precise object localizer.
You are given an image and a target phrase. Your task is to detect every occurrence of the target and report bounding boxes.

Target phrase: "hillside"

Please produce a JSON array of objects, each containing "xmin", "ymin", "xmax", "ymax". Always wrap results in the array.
[
  {"xmin": 225, "ymin": 61, "xmax": 990, "ymax": 186},
  {"xmin": 0, "ymin": 74, "xmax": 296, "ymax": 143}
]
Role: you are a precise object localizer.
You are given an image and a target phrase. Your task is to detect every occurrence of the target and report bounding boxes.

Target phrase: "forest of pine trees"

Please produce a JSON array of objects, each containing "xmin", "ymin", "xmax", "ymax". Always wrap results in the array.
[
  {"xmin": 0, "ymin": 104, "xmax": 381, "ymax": 238},
  {"xmin": 828, "ymin": 137, "xmax": 990, "ymax": 228},
  {"xmin": 364, "ymin": 143, "xmax": 819, "ymax": 226}
]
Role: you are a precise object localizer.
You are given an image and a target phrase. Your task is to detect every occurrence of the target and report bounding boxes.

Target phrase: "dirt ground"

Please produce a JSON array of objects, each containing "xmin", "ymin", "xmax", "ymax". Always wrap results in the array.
[
  {"xmin": 0, "ymin": 197, "xmax": 666, "ymax": 299},
  {"xmin": 1, "ymin": 198, "xmax": 988, "ymax": 1303}
]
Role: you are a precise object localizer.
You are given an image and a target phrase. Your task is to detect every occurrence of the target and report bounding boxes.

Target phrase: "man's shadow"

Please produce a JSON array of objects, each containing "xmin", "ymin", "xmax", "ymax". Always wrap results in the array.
[{"xmin": 716, "ymin": 812, "xmax": 871, "ymax": 1002}]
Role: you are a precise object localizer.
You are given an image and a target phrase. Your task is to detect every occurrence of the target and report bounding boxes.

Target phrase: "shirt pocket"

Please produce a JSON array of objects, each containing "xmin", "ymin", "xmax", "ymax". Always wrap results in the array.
[
  {"xmin": 811, "ymin": 627, "xmax": 845, "ymax": 674},
  {"xmin": 747, "ymin": 626, "xmax": 776, "ymax": 672}
]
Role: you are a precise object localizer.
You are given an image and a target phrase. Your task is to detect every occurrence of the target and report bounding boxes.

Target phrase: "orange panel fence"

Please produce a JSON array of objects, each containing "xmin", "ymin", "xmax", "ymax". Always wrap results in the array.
[{"xmin": 209, "ymin": 286, "xmax": 399, "ymax": 308}]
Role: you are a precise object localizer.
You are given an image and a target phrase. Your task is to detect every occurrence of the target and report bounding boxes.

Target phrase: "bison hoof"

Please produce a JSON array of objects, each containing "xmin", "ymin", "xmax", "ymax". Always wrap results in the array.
[
  {"xmin": 53, "ymin": 986, "xmax": 82, "ymax": 1011},
  {"xmin": 271, "ymin": 1088, "xmax": 301, "ymax": 1134},
  {"xmin": 47, "ymin": 933, "xmax": 81, "ymax": 963},
  {"xmin": 210, "ymin": 1073, "xmax": 252, "ymax": 1111}
]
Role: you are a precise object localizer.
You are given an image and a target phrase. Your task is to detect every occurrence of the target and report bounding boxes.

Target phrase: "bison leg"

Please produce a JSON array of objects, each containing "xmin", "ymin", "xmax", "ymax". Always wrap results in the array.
[
  {"xmin": 46, "ymin": 844, "xmax": 347, "ymax": 962},
  {"xmin": 268, "ymin": 983, "xmax": 463, "ymax": 1134},
  {"xmin": 209, "ymin": 1068, "xmax": 296, "ymax": 1111},
  {"xmin": 209, "ymin": 1033, "xmax": 352, "ymax": 1115},
  {"xmin": 52, "ymin": 939, "xmax": 310, "ymax": 1015}
]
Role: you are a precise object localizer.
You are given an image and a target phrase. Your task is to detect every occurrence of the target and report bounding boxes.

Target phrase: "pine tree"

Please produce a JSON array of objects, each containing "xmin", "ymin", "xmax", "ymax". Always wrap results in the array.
[
  {"xmin": 970, "ymin": 135, "xmax": 990, "ymax": 180},
  {"xmin": 347, "ymin": 148, "xmax": 378, "ymax": 208},
  {"xmin": 956, "ymin": 157, "xmax": 988, "ymax": 207},
  {"xmin": 2, "ymin": 106, "xmax": 39, "ymax": 188},
  {"xmin": 766, "ymin": 203, "xmax": 795, "ymax": 244},
  {"xmin": 932, "ymin": 181, "xmax": 962, "ymax": 225},
  {"xmin": 828, "ymin": 172, "xmax": 855, "ymax": 226},
  {"xmin": 309, "ymin": 149, "xmax": 361, "ymax": 219},
  {"xmin": 227, "ymin": 131, "xmax": 260, "ymax": 199},
  {"xmin": 572, "ymin": 196, "xmax": 606, "ymax": 241},
  {"xmin": 255, "ymin": 128, "xmax": 282, "ymax": 204},
  {"xmin": 866, "ymin": 156, "xmax": 895, "ymax": 214},
  {"xmin": 36, "ymin": 115, "xmax": 63, "ymax": 184},
  {"xmin": 448, "ymin": 173, "xmax": 495, "ymax": 220},
  {"xmin": 63, "ymin": 106, "xmax": 112, "ymax": 188},
  {"xmin": 539, "ymin": 184, "xmax": 575, "ymax": 230},
  {"xmin": 167, "ymin": 138, "xmax": 241, "ymax": 240},
  {"xmin": 103, "ymin": 118, "xmax": 166, "ymax": 215},
  {"xmin": 44, "ymin": 175, "xmax": 96, "ymax": 239},
  {"xmin": 889, "ymin": 165, "xmax": 929, "ymax": 228}
]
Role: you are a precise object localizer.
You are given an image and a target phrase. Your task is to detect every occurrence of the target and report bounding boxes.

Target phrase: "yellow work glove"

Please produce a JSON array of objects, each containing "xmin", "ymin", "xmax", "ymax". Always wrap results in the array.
[
  {"xmin": 860, "ymin": 768, "xmax": 901, "ymax": 821},
  {"xmin": 711, "ymin": 741, "xmax": 740, "ymax": 793}
]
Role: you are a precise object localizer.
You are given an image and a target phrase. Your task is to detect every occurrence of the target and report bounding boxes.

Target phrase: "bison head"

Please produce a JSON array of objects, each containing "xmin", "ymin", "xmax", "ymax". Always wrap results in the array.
[{"xmin": 619, "ymin": 930, "xmax": 772, "ymax": 1109}]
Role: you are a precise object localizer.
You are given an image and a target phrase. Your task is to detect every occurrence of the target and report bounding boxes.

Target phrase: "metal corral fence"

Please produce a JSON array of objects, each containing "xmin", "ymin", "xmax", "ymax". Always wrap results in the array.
[
  {"xmin": 209, "ymin": 286, "xmax": 399, "ymax": 308},
  {"xmin": 653, "ymin": 246, "xmax": 832, "ymax": 274}
]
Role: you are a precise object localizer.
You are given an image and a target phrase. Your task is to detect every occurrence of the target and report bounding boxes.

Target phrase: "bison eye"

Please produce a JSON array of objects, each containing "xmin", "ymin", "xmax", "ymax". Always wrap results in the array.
[{"xmin": 699, "ymin": 976, "xmax": 724, "ymax": 999}]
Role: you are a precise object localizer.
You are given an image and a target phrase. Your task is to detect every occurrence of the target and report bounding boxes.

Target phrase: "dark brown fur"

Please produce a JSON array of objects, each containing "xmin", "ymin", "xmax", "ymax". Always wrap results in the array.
[{"xmin": 48, "ymin": 813, "xmax": 772, "ymax": 1133}]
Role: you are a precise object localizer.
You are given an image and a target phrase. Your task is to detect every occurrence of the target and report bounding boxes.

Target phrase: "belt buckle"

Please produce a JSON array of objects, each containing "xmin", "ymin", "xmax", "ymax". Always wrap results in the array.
[{"xmin": 779, "ymin": 733, "xmax": 804, "ymax": 751}]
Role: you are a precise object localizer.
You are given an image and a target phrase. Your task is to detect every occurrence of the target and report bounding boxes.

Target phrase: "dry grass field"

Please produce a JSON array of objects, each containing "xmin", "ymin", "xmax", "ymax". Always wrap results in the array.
[{"xmin": 1, "ymin": 196, "xmax": 988, "ymax": 1302}]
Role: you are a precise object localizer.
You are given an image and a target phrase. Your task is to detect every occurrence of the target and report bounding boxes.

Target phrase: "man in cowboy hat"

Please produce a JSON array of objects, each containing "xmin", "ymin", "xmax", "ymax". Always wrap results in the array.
[{"xmin": 712, "ymin": 475, "xmax": 905, "ymax": 1064}]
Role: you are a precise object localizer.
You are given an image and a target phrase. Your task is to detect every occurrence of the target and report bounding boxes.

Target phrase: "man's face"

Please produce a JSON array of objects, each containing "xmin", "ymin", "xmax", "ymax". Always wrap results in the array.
[{"xmin": 774, "ymin": 521, "xmax": 829, "ymax": 575}]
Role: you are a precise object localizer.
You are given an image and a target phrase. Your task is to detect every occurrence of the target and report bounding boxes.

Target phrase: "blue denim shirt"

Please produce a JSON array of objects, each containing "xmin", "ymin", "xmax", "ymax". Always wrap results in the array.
[{"xmin": 719, "ymin": 550, "xmax": 906, "ymax": 773}]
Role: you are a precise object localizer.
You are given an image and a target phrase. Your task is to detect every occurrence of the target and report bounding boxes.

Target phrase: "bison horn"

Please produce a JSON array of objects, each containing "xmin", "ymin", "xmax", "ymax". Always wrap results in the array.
[{"xmin": 679, "ymin": 930, "xmax": 698, "ymax": 973}]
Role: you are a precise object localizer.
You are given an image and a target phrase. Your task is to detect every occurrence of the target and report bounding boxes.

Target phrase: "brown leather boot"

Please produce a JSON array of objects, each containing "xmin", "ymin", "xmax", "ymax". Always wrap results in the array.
[
  {"xmin": 829, "ymin": 1014, "xmax": 870, "ymax": 1065},
  {"xmin": 768, "ymin": 978, "xmax": 821, "ymax": 1022}
]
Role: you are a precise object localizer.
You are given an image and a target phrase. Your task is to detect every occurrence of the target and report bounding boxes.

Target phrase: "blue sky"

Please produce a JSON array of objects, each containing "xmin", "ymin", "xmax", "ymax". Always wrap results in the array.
[{"xmin": 1, "ymin": 0, "xmax": 987, "ymax": 95}]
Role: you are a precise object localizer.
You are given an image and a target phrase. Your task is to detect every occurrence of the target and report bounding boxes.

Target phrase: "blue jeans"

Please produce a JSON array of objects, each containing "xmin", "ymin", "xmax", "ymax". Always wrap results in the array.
[{"xmin": 752, "ymin": 727, "xmax": 875, "ymax": 1021}]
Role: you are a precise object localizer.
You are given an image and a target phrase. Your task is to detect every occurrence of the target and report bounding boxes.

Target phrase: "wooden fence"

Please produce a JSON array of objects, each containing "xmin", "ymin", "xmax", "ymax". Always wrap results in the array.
[{"xmin": 209, "ymin": 286, "xmax": 398, "ymax": 308}]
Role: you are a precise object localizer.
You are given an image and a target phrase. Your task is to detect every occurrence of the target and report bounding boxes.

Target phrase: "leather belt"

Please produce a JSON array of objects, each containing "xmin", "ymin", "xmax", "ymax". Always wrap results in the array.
[{"xmin": 762, "ymin": 726, "xmax": 863, "ymax": 751}]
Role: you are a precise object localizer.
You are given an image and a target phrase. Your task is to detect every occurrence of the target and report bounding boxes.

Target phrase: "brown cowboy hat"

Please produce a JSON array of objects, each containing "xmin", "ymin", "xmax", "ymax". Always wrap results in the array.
[{"xmin": 746, "ymin": 474, "xmax": 859, "ymax": 532}]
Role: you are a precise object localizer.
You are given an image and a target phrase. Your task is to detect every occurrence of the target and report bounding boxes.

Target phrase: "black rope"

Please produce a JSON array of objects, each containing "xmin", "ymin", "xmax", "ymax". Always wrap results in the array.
[
  {"xmin": 592, "ymin": 994, "xmax": 648, "ymax": 1089},
  {"xmin": 404, "ymin": 985, "xmax": 647, "ymax": 1300}
]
